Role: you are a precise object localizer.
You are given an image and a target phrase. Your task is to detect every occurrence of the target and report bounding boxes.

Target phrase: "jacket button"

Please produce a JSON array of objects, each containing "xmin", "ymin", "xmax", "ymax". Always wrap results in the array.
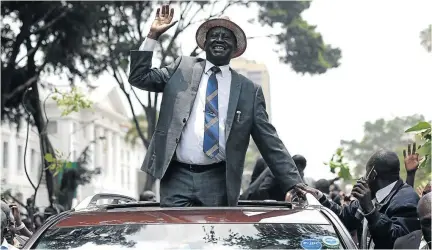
[
  {"xmin": 175, "ymin": 138, "xmax": 180, "ymax": 143},
  {"xmin": 183, "ymin": 118, "xmax": 187, "ymax": 123}
]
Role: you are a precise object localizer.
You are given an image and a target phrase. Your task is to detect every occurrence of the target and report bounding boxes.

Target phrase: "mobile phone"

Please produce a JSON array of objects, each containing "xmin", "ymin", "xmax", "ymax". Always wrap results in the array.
[{"xmin": 365, "ymin": 165, "xmax": 377, "ymax": 181}]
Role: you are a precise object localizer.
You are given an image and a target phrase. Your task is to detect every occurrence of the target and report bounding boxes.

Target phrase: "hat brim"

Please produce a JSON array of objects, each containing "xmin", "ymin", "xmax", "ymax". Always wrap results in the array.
[{"xmin": 196, "ymin": 18, "xmax": 247, "ymax": 58}]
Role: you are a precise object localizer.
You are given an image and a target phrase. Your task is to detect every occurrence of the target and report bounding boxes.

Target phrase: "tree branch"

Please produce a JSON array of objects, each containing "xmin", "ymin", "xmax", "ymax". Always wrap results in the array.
[
  {"xmin": 3, "ymin": 75, "xmax": 38, "ymax": 102},
  {"xmin": 32, "ymin": 8, "xmax": 69, "ymax": 35}
]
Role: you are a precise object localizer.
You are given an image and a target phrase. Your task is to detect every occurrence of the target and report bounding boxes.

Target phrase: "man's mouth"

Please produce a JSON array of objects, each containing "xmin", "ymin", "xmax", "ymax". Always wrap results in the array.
[{"xmin": 212, "ymin": 45, "xmax": 226, "ymax": 52}]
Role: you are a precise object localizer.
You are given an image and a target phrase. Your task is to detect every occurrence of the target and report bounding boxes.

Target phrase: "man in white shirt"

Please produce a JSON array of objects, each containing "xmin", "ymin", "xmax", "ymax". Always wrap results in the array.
[
  {"xmin": 297, "ymin": 149, "xmax": 420, "ymax": 249},
  {"xmin": 128, "ymin": 4, "xmax": 303, "ymax": 206}
]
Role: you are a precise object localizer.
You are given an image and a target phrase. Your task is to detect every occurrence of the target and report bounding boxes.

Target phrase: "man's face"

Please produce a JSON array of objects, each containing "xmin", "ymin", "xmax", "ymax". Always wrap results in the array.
[{"xmin": 204, "ymin": 27, "xmax": 236, "ymax": 65}]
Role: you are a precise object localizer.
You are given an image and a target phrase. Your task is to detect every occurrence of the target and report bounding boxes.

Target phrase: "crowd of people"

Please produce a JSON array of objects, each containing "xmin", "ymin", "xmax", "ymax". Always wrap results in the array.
[{"xmin": 239, "ymin": 143, "xmax": 431, "ymax": 249}]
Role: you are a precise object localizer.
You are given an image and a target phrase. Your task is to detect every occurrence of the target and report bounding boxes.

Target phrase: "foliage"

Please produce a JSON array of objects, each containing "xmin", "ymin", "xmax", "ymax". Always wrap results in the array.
[
  {"xmin": 341, "ymin": 115, "xmax": 425, "ymax": 178},
  {"xmin": 51, "ymin": 87, "xmax": 93, "ymax": 116},
  {"xmin": 1, "ymin": 1, "xmax": 117, "ymax": 206},
  {"xmin": 420, "ymin": 24, "xmax": 431, "ymax": 53},
  {"xmin": 255, "ymin": 1, "xmax": 341, "ymax": 74},
  {"xmin": 405, "ymin": 121, "xmax": 431, "ymax": 170},
  {"xmin": 44, "ymin": 150, "xmax": 73, "ymax": 176},
  {"xmin": 324, "ymin": 147, "xmax": 353, "ymax": 181}
]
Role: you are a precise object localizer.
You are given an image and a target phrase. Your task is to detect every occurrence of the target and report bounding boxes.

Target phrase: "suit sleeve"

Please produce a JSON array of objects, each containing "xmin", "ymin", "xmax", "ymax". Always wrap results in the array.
[
  {"xmin": 365, "ymin": 197, "xmax": 420, "ymax": 248},
  {"xmin": 128, "ymin": 39, "xmax": 182, "ymax": 93},
  {"xmin": 251, "ymin": 86, "xmax": 303, "ymax": 194},
  {"xmin": 320, "ymin": 196, "xmax": 363, "ymax": 232}
]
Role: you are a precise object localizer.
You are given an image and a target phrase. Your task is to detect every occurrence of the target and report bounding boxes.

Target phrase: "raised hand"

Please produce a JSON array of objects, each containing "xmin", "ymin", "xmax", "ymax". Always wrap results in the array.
[
  {"xmin": 403, "ymin": 143, "xmax": 420, "ymax": 173},
  {"xmin": 352, "ymin": 179, "xmax": 374, "ymax": 214},
  {"xmin": 148, "ymin": 4, "xmax": 177, "ymax": 39}
]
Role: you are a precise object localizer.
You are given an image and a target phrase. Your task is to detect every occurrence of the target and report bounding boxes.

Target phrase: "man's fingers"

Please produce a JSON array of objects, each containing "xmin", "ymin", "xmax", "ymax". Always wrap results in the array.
[
  {"xmin": 352, "ymin": 187, "xmax": 362, "ymax": 194},
  {"xmin": 164, "ymin": 5, "xmax": 169, "ymax": 16},
  {"xmin": 408, "ymin": 144, "xmax": 412, "ymax": 155},
  {"xmin": 351, "ymin": 191, "xmax": 362, "ymax": 199},
  {"xmin": 403, "ymin": 149, "xmax": 407, "ymax": 158},
  {"xmin": 170, "ymin": 8, "xmax": 174, "ymax": 18},
  {"xmin": 156, "ymin": 8, "xmax": 160, "ymax": 18},
  {"xmin": 413, "ymin": 142, "xmax": 417, "ymax": 154}
]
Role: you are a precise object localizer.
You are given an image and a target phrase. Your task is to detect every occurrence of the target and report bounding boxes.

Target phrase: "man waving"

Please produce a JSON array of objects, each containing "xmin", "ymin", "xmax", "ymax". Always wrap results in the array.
[{"xmin": 129, "ymin": 5, "xmax": 303, "ymax": 206}]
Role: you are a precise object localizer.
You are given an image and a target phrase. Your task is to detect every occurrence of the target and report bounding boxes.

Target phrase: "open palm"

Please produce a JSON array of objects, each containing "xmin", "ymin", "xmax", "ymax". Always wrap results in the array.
[
  {"xmin": 150, "ymin": 5, "xmax": 177, "ymax": 36},
  {"xmin": 403, "ymin": 143, "xmax": 420, "ymax": 172}
]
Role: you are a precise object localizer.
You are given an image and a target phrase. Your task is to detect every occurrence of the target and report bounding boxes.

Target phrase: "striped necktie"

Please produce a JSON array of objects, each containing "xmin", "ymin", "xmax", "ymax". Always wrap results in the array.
[{"xmin": 203, "ymin": 66, "xmax": 221, "ymax": 158}]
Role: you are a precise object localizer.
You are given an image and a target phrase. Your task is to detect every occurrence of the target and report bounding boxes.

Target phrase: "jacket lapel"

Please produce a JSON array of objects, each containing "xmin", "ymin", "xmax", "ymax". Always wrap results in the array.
[
  {"xmin": 187, "ymin": 60, "xmax": 206, "ymax": 115},
  {"xmin": 225, "ymin": 69, "xmax": 242, "ymax": 139}
]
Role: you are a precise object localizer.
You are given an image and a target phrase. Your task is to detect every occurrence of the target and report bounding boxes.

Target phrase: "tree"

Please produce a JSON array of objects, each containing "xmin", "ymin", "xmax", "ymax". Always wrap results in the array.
[
  {"xmin": 420, "ymin": 24, "xmax": 431, "ymax": 53},
  {"xmin": 405, "ymin": 121, "xmax": 431, "ymax": 170},
  {"xmin": 1, "ymin": 2, "xmax": 114, "ymax": 206},
  {"xmin": 324, "ymin": 147, "xmax": 353, "ymax": 181},
  {"xmin": 340, "ymin": 115, "xmax": 429, "ymax": 187},
  {"xmin": 255, "ymin": 1, "xmax": 341, "ymax": 74}
]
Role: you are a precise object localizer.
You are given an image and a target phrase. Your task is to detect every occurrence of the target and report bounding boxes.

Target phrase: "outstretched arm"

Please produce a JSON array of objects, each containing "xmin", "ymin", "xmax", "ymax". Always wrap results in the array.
[{"xmin": 128, "ymin": 4, "xmax": 180, "ymax": 92}]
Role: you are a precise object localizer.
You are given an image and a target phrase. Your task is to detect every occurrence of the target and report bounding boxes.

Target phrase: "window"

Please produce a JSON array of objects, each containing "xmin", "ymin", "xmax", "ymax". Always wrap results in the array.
[
  {"xmin": 17, "ymin": 145, "xmax": 23, "ymax": 172},
  {"xmin": 3, "ymin": 142, "xmax": 8, "ymax": 168},
  {"xmin": 31, "ymin": 149, "xmax": 36, "ymax": 171},
  {"xmin": 47, "ymin": 121, "xmax": 58, "ymax": 134},
  {"xmin": 34, "ymin": 223, "xmax": 342, "ymax": 249},
  {"xmin": 72, "ymin": 150, "xmax": 77, "ymax": 161},
  {"xmin": 120, "ymin": 167, "xmax": 124, "ymax": 186}
]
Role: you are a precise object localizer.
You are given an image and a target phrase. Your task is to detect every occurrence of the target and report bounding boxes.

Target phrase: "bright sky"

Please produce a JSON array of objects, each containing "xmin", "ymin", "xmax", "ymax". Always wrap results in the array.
[{"xmin": 56, "ymin": 0, "xmax": 432, "ymax": 180}]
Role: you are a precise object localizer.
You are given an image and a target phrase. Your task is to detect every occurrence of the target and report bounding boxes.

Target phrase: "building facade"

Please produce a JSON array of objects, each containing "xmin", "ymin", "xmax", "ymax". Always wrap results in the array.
[
  {"xmin": 0, "ymin": 85, "xmax": 145, "ymax": 208},
  {"xmin": 231, "ymin": 57, "xmax": 272, "ymax": 120}
]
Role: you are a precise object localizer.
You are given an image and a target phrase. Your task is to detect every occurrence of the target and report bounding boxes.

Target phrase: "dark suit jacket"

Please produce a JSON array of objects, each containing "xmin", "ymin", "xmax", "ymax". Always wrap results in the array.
[
  {"xmin": 240, "ymin": 167, "xmax": 285, "ymax": 201},
  {"xmin": 394, "ymin": 230, "xmax": 423, "ymax": 249},
  {"xmin": 128, "ymin": 50, "xmax": 303, "ymax": 206},
  {"xmin": 320, "ymin": 179, "xmax": 420, "ymax": 249}
]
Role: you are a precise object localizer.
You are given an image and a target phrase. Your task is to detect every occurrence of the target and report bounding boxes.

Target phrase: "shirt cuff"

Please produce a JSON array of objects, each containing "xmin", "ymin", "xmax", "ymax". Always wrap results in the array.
[{"xmin": 139, "ymin": 38, "xmax": 157, "ymax": 51}]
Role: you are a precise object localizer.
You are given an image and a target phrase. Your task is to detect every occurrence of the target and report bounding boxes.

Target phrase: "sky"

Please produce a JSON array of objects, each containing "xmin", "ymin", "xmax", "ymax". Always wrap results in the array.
[{"xmin": 56, "ymin": 0, "xmax": 432, "ymax": 180}]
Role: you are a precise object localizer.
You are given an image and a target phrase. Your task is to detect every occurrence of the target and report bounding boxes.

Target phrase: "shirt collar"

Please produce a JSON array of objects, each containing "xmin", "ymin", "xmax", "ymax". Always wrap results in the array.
[
  {"xmin": 375, "ymin": 180, "xmax": 397, "ymax": 203},
  {"xmin": 205, "ymin": 60, "xmax": 230, "ymax": 78}
]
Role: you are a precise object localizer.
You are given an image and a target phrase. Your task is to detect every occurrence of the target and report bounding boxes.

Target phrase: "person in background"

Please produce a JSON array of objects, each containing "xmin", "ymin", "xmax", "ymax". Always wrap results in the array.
[
  {"xmin": 1, "ymin": 210, "xmax": 18, "ymax": 250},
  {"xmin": 249, "ymin": 157, "xmax": 267, "ymax": 185},
  {"xmin": 403, "ymin": 143, "xmax": 421, "ymax": 187},
  {"xmin": 139, "ymin": 191, "xmax": 156, "ymax": 202},
  {"xmin": 240, "ymin": 154, "xmax": 308, "ymax": 201},
  {"xmin": 297, "ymin": 149, "xmax": 420, "ymax": 249},
  {"xmin": 394, "ymin": 192, "xmax": 431, "ymax": 249}
]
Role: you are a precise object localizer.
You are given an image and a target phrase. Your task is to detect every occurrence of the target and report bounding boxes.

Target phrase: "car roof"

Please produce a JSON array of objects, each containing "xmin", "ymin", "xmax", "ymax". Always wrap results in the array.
[{"xmin": 54, "ymin": 207, "xmax": 331, "ymax": 228}]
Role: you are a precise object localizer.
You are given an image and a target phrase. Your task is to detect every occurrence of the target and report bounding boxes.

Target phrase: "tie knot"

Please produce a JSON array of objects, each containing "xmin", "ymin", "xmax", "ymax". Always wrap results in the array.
[{"xmin": 210, "ymin": 66, "xmax": 221, "ymax": 74}]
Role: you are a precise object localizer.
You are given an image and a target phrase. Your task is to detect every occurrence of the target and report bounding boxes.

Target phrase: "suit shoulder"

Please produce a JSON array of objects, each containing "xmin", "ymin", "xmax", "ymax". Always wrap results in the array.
[
  {"xmin": 178, "ymin": 55, "xmax": 202, "ymax": 64},
  {"xmin": 394, "ymin": 230, "xmax": 422, "ymax": 249},
  {"xmin": 233, "ymin": 70, "xmax": 260, "ymax": 91},
  {"xmin": 396, "ymin": 184, "xmax": 420, "ymax": 203}
]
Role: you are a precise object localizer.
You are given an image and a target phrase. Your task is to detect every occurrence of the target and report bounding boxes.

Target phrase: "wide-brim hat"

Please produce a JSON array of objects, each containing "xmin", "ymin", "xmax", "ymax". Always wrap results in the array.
[{"xmin": 195, "ymin": 16, "xmax": 247, "ymax": 58}]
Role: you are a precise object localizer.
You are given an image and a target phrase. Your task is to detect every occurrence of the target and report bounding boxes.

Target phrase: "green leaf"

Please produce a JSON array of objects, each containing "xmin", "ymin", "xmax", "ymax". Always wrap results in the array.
[
  {"xmin": 405, "ymin": 122, "xmax": 431, "ymax": 132},
  {"xmin": 48, "ymin": 163, "xmax": 57, "ymax": 170},
  {"xmin": 66, "ymin": 162, "xmax": 72, "ymax": 168},
  {"xmin": 418, "ymin": 141, "xmax": 431, "ymax": 156},
  {"xmin": 44, "ymin": 153, "xmax": 54, "ymax": 162},
  {"xmin": 420, "ymin": 157, "xmax": 431, "ymax": 169}
]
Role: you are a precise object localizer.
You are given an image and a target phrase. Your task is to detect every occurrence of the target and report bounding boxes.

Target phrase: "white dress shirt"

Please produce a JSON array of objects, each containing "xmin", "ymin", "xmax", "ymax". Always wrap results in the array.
[{"xmin": 139, "ymin": 38, "xmax": 231, "ymax": 165}]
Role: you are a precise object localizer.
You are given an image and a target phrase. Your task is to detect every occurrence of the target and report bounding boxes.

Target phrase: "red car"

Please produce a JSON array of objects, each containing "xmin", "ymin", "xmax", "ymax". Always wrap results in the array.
[{"xmin": 24, "ymin": 193, "xmax": 357, "ymax": 249}]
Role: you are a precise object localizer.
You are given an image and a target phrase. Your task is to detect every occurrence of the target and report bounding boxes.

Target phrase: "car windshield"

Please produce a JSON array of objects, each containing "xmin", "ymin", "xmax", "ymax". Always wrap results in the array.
[{"xmin": 34, "ymin": 223, "xmax": 343, "ymax": 249}]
